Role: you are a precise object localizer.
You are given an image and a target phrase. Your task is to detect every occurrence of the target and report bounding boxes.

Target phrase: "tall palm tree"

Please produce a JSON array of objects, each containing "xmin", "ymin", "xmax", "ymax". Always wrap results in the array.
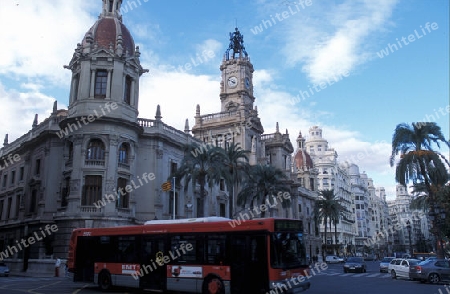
[
  {"xmin": 221, "ymin": 142, "xmax": 250, "ymax": 218},
  {"xmin": 390, "ymin": 122, "xmax": 450, "ymax": 258},
  {"xmin": 174, "ymin": 142, "xmax": 226, "ymax": 217},
  {"xmin": 237, "ymin": 164, "xmax": 290, "ymax": 218},
  {"xmin": 314, "ymin": 189, "xmax": 345, "ymax": 256}
]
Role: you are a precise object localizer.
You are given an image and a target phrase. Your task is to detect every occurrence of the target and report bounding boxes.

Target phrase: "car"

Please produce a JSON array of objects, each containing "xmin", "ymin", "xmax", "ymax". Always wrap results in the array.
[
  {"xmin": 326, "ymin": 255, "xmax": 344, "ymax": 263},
  {"xmin": 364, "ymin": 254, "xmax": 376, "ymax": 261},
  {"xmin": 343, "ymin": 257, "xmax": 367, "ymax": 273},
  {"xmin": 409, "ymin": 259, "xmax": 450, "ymax": 284},
  {"xmin": 388, "ymin": 258, "xmax": 421, "ymax": 279},
  {"xmin": 379, "ymin": 257, "xmax": 395, "ymax": 273},
  {"xmin": 0, "ymin": 262, "xmax": 10, "ymax": 277}
]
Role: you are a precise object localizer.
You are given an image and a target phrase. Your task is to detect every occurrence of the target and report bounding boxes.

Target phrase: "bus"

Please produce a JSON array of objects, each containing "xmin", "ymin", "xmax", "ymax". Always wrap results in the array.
[{"xmin": 67, "ymin": 217, "xmax": 311, "ymax": 293}]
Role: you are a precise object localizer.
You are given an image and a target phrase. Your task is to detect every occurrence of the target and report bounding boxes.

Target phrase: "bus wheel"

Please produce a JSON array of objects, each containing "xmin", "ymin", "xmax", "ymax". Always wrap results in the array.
[
  {"xmin": 203, "ymin": 276, "xmax": 224, "ymax": 294},
  {"xmin": 99, "ymin": 271, "xmax": 112, "ymax": 291}
]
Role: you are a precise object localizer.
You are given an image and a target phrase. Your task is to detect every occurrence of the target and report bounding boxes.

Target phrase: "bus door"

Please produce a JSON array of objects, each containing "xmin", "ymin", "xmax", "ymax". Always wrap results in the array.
[
  {"xmin": 230, "ymin": 234, "xmax": 268, "ymax": 294},
  {"xmin": 140, "ymin": 236, "xmax": 167, "ymax": 291}
]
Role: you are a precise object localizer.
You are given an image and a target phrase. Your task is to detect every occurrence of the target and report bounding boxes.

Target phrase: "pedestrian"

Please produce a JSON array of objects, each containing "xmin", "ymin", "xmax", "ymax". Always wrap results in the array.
[{"xmin": 55, "ymin": 256, "xmax": 61, "ymax": 277}]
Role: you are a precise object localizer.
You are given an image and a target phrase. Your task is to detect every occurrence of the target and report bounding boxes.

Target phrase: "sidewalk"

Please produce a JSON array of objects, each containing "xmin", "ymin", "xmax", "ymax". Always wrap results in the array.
[{"xmin": 10, "ymin": 269, "xmax": 71, "ymax": 278}]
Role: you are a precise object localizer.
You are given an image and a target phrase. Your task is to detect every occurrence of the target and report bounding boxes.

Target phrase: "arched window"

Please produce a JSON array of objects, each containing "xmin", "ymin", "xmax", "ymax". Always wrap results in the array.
[
  {"xmin": 86, "ymin": 139, "xmax": 105, "ymax": 165},
  {"xmin": 95, "ymin": 70, "xmax": 108, "ymax": 98},
  {"xmin": 124, "ymin": 75, "xmax": 132, "ymax": 104},
  {"xmin": 118, "ymin": 143, "xmax": 129, "ymax": 165}
]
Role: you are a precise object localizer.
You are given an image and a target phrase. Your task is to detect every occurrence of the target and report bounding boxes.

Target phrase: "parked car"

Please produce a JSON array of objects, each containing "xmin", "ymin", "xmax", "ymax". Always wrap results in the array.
[
  {"xmin": 388, "ymin": 258, "xmax": 421, "ymax": 279},
  {"xmin": 364, "ymin": 255, "xmax": 376, "ymax": 261},
  {"xmin": 0, "ymin": 262, "xmax": 10, "ymax": 277},
  {"xmin": 379, "ymin": 257, "xmax": 395, "ymax": 273},
  {"xmin": 409, "ymin": 259, "xmax": 450, "ymax": 284},
  {"xmin": 326, "ymin": 255, "xmax": 344, "ymax": 263},
  {"xmin": 343, "ymin": 257, "xmax": 366, "ymax": 273}
]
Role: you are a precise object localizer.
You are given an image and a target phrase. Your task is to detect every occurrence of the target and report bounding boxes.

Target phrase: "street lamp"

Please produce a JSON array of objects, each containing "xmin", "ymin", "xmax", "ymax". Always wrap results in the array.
[{"xmin": 406, "ymin": 220, "xmax": 413, "ymax": 257}]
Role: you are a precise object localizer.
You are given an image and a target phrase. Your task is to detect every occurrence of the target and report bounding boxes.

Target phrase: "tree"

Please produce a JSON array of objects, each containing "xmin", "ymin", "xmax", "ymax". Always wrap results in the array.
[
  {"xmin": 221, "ymin": 142, "xmax": 250, "ymax": 218},
  {"xmin": 237, "ymin": 164, "xmax": 290, "ymax": 218},
  {"xmin": 390, "ymin": 122, "xmax": 450, "ymax": 258},
  {"xmin": 174, "ymin": 143, "xmax": 226, "ymax": 217},
  {"xmin": 314, "ymin": 189, "xmax": 346, "ymax": 256}
]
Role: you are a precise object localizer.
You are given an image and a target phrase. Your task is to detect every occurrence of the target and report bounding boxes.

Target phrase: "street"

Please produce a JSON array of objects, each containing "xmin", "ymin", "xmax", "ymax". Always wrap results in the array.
[{"xmin": 2, "ymin": 261, "xmax": 447, "ymax": 294}]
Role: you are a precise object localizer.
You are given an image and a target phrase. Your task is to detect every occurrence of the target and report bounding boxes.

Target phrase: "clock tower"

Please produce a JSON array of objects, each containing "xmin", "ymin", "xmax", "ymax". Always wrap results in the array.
[
  {"xmin": 220, "ymin": 28, "xmax": 255, "ymax": 112},
  {"xmin": 192, "ymin": 28, "xmax": 264, "ymax": 160}
]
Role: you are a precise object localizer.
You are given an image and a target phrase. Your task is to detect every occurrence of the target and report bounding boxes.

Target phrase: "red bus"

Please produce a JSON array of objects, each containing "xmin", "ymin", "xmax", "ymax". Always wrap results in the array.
[{"xmin": 67, "ymin": 217, "xmax": 311, "ymax": 293}]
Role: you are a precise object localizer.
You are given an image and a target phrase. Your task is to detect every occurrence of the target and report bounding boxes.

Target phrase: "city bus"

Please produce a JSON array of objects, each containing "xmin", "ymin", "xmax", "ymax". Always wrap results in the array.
[{"xmin": 67, "ymin": 217, "xmax": 311, "ymax": 293}]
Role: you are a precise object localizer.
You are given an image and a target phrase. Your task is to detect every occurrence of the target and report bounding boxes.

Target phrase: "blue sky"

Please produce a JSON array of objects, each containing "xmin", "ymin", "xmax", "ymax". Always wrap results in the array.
[{"xmin": 0, "ymin": 0, "xmax": 448, "ymax": 200}]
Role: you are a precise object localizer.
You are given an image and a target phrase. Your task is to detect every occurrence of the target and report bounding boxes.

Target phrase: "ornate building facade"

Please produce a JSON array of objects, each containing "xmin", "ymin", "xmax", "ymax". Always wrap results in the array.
[{"xmin": 0, "ymin": 0, "xmax": 322, "ymax": 272}]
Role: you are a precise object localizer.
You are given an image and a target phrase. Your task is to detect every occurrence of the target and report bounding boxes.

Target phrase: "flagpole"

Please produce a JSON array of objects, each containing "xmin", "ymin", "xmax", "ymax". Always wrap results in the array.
[{"xmin": 172, "ymin": 177, "xmax": 176, "ymax": 220}]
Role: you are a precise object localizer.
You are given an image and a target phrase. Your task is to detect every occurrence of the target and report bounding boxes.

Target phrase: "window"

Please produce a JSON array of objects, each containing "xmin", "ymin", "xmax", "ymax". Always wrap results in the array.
[
  {"xmin": 170, "ymin": 161, "xmax": 178, "ymax": 176},
  {"xmin": 219, "ymin": 179, "xmax": 225, "ymax": 191},
  {"xmin": 318, "ymin": 145, "xmax": 322, "ymax": 151},
  {"xmin": 108, "ymin": 0, "xmax": 114, "ymax": 12},
  {"xmin": 2, "ymin": 174, "xmax": 6, "ymax": 187},
  {"xmin": 219, "ymin": 203, "xmax": 226, "ymax": 217},
  {"xmin": 30, "ymin": 189, "xmax": 37, "ymax": 213},
  {"xmin": 15, "ymin": 194, "xmax": 20, "ymax": 217},
  {"xmin": 19, "ymin": 167, "xmax": 24, "ymax": 181},
  {"xmin": 94, "ymin": 70, "xmax": 108, "ymax": 98},
  {"xmin": 169, "ymin": 192, "xmax": 178, "ymax": 216},
  {"xmin": 7, "ymin": 198, "xmax": 12, "ymax": 219},
  {"xmin": 117, "ymin": 236, "xmax": 137, "ymax": 263},
  {"xmin": 61, "ymin": 177, "xmax": 70, "ymax": 207},
  {"xmin": 0, "ymin": 200, "xmax": 3, "ymax": 220},
  {"xmin": 118, "ymin": 143, "xmax": 129, "ymax": 165},
  {"xmin": 35, "ymin": 159, "xmax": 41, "ymax": 175},
  {"xmin": 86, "ymin": 139, "xmax": 105, "ymax": 161},
  {"xmin": 124, "ymin": 75, "xmax": 132, "ymax": 104},
  {"xmin": 68, "ymin": 142, "xmax": 74, "ymax": 162},
  {"xmin": 170, "ymin": 235, "xmax": 200, "ymax": 263},
  {"xmin": 11, "ymin": 171, "xmax": 15, "ymax": 184},
  {"xmin": 116, "ymin": 177, "xmax": 129, "ymax": 208},
  {"xmin": 82, "ymin": 175, "xmax": 102, "ymax": 206}
]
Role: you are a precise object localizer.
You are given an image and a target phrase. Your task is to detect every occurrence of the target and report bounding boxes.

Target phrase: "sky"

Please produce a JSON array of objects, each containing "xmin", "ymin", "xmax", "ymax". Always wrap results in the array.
[{"xmin": 0, "ymin": 0, "xmax": 448, "ymax": 201}]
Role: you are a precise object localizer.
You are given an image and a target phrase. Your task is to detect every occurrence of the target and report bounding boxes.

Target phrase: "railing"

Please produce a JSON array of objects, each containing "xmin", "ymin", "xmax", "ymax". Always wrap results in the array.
[
  {"xmin": 80, "ymin": 206, "xmax": 101, "ymax": 213},
  {"xmin": 200, "ymin": 111, "xmax": 237, "ymax": 121},
  {"xmin": 260, "ymin": 133, "xmax": 275, "ymax": 141},
  {"xmin": 118, "ymin": 162, "xmax": 130, "ymax": 169},
  {"xmin": 137, "ymin": 118, "xmax": 156, "ymax": 127},
  {"xmin": 85, "ymin": 159, "xmax": 105, "ymax": 166}
]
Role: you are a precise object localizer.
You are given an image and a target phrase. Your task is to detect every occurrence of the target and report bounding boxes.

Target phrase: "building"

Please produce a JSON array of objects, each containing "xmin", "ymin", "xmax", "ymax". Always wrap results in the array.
[{"xmin": 0, "ymin": 0, "xmax": 321, "ymax": 273}]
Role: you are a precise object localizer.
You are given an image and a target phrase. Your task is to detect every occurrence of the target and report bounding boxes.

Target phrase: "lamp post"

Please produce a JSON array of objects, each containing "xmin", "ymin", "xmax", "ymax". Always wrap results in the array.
[{"xmin": 406, "ymin": 220, "xmax": 413, "ymax": 257}]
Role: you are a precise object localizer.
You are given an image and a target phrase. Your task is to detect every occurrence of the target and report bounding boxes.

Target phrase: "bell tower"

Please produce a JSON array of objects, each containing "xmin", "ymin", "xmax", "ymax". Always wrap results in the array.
[{"xmin": 219, "ymin": 28, "xmax": 255, "ymax": 113}]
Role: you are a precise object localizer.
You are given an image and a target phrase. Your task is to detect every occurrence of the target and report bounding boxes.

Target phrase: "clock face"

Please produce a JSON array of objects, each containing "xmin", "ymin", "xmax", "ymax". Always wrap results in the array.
[
  {"xmin": 245, "ymin": 77, "xmax": 250, "ymax": 89},
  {"xmin": 227, "ymin": 76, "xmax": 238, "ymax": 88}
]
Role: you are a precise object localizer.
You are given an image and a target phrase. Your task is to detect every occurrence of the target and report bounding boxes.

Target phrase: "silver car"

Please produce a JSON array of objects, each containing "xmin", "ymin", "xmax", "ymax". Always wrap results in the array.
[
  {"xmin": 409, "ymin": 259, "xmax": 450, "ymax": 284},
  {"xmin": 379, "ymin": 257, "xmax": 395, "ymax": 273}
]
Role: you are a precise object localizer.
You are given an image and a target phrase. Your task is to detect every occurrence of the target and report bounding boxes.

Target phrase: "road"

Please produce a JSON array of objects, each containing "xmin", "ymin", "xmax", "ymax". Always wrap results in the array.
[{"xmin": 2, "ymin": 261, "xmax": 446, "ymax": 293}]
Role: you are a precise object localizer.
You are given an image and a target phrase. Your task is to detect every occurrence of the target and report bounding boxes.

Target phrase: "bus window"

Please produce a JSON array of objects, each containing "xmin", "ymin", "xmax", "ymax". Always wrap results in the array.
[
  {"xmin": 118, "ymin": 236, "xmax": 137, "ymax": 263},
  {"xmin": 271, "ymin": 233, "xmax": 307, "ymax": 269},
  {"xmin": 171, "ymin": 235, "xmax": 202, "ymax": 263},
  {"xmin": 206, "ymin": 235, "xmax": 228, "ymax": 265}
]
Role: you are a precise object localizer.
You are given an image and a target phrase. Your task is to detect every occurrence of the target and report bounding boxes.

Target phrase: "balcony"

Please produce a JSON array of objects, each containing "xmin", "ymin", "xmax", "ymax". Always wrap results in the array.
[{"xmin": 85, "ymin": 159, "xmax": 105, "ymax": 166}]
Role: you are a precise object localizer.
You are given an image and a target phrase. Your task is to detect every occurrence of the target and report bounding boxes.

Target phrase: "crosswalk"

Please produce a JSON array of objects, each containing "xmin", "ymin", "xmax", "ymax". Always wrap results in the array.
[{"xmin": 315, "ymin": 271, "xmax": 392, "ymax": 279}]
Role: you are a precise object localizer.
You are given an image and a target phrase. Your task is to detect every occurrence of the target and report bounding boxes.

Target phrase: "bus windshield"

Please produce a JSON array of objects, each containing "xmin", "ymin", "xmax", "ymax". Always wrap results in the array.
[{"xmin": 270, "ymin": 232, "xmax": 307, "ymax": 269}]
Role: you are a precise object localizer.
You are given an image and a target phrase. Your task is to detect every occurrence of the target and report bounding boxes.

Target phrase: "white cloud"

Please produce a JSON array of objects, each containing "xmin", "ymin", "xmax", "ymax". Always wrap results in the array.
[
  {"xmin": 0, "ymin": 1, "xmax": 96, "ymax": 86},
  {"xmin": 0, "ymin": 82, "xmax": 63, "ymax": 142},
  {"xmin": 282, "ymin": 0, "xmax": 398, "ymax": 84}
]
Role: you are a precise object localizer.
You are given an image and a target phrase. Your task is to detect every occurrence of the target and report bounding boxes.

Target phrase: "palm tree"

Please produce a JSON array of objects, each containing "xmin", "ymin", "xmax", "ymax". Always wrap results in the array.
[
  {"xmin": 174, "ymin": 142, "xmax": 226, "ymax": 217},
  {"xmin": 390, "ymin": 122, "xmax": 450, "ymax": 258},
  {"xmin": 237, "ymin": 164, "xmax": 290, "ymax": 218},
  {"xmin": 221, "ymin": 142, "xmax": 250, "ymax": 218},
  {"xmin": 314, "ymin": 189, "xmax": 345, "ymax": 256}
]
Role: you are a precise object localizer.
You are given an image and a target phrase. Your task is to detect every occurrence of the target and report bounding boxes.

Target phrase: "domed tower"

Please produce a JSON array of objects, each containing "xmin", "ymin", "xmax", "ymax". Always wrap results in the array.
[
  {"xmin": 58, "ymin": 0, "xmax": 148, "ymax": 216},
  {"xmin": 293, "ymin": 131, "xmax": 317, "ymax": 191},
  {"xmin": 64, "ymin": 0, "xmax": 148, "ymax": 121}
]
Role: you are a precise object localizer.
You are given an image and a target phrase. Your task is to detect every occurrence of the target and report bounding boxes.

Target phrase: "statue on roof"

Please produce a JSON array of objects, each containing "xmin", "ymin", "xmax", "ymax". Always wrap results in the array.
[{"xmin": 226, "ymin": 28, "xmax": 248, "ymax": 60}]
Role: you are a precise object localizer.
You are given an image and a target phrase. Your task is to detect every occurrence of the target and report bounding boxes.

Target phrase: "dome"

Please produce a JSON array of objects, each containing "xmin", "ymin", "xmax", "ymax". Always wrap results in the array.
[
  {"xmin": 294, "ymin": 149, "xmax": 314, "ymax": 170},
  {"xmin": 82, "ymin": 17, "xmax": 135, "ymax": 56}
]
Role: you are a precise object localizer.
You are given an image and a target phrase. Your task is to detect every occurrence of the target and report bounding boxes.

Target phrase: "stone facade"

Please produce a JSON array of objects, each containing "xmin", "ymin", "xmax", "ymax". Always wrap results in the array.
[{"xmin": 0, "ymin": 0, "xmax": 322, "ymax": 271}]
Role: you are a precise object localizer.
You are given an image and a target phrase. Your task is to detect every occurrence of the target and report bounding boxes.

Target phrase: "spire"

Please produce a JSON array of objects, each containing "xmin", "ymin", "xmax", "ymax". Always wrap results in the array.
[
  {"xmin": 155, "ymin": 105, "xmax": 162, "ymax": 120},
  {"xmin": 101, "ymin": 0, "xmax": 123, "ymax": 20},
  {"xmin": 276, "ymin": 122, "xmax": 279, "ymax": 133},
  {"xmin": 225, "ymin": 27, "xmax": 248, "ymax": 60},
  {"xmin": 184, "ymin": 119, "xmax": 190, "ymax": 134},
  {"xmin": 32, "ymin": 114, "xmax": 38, "ymax": 128},
  {"xmin": 52, "ymin": 100, "xmax": 57, "ymax": 114},
  {"xmin": 3, "ymin": 134, "xmax": 8, "ymax": 146}
]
